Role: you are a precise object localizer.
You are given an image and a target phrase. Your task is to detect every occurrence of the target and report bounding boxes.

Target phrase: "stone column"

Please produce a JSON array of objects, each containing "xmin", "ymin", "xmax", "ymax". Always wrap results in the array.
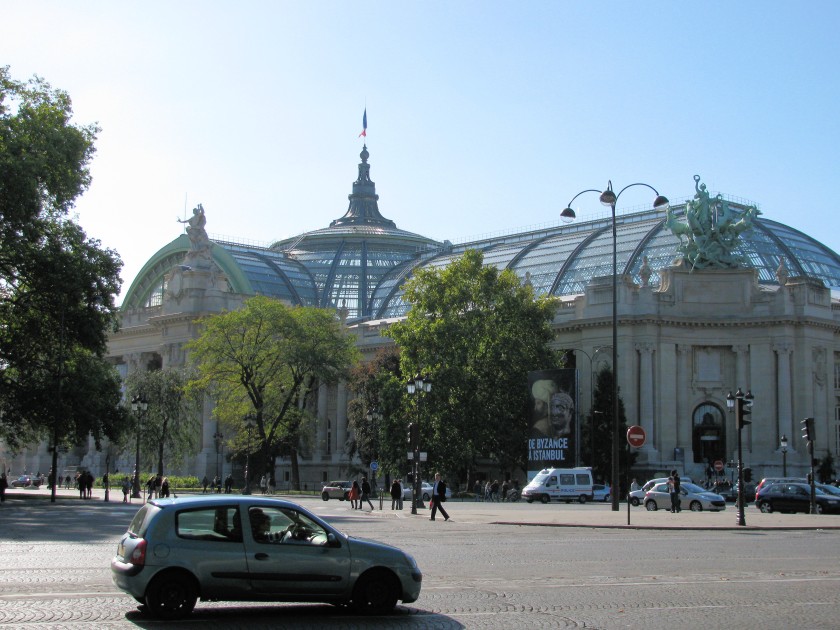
[
  {"xmin": 732, "ymin": 344, "xmax": 750, "ymax": 451},
  {"xmin": 636, "ymin": 342, "xmax": 656, "ymax": 452},
  {"xmin": 317, "ymin": 383, "xmax": 328, "ymax": 458},
  {"xmin": 774, "ymin": 343, "xmax": 793, "ymax": 449},
  {"xmin": 676, "ymin": 345, "xmax": 692, "ymax": 459},
  {"xmin": 336, "ymin": 382, "xmax": 348, "ymax": 458}
]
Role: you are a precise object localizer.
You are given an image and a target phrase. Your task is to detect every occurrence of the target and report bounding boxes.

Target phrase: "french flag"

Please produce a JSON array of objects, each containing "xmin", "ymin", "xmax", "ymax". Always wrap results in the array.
[{"xmin": 359, "ymin": 109, "xmax": 367, "ymax": 137}]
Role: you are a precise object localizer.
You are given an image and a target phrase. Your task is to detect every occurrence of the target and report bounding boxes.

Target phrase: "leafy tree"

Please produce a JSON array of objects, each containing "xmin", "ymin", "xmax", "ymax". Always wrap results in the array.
[
  {"xmin": 581, "ymin": 367, "xmax": 636, "ymax": 492},
  {"xmin": 387, "ymin": 249, "xmax": 560, "ymax": 485},
  {"xmin": 0, "ymin": 67, "xmax": 124, "ymax": 500},
  {"xmin": 346, "ymin": 347, "xmax": 406, "ymax": 481},
  {"xmin": 186, "ymin": 296, "xmax": 359, "ymax": 490},
  {"xmin": 124, "ymin": 368, "xmax": 202, "ymax": 477}
]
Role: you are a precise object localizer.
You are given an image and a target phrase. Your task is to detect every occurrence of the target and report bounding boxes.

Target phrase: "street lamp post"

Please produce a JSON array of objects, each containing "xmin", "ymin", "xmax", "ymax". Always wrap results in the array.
[
  {"xmin": 780, "ymin": 434, "xmax": 788, "ymax": 476},
  {"xmin": 562, "ymin": 182, "xmax": 669, "ymax": 511},
  {"xmin": 407, "ymin": 374, "xmax": 431, "ymax": 515},
  {"xmin": 130, "ymin": 395, "xmax": 148, "ymax": 499},
  {"xmin": 367, "ymin": 408, "xmax": 383, "ymax": 510},
  {"xmin": 726, "ymin": 388, "xmax": 754, "ymax": 527},
  {"xmin": 243, "ymin": 415, "xmax": 256, "ymax": 495}
]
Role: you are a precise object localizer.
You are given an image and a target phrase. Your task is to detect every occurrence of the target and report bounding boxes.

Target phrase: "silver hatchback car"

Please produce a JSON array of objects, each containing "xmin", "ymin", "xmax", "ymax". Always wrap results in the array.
[{"xmin": 111, "ymin": 495, "xmax": 422, "ymax": 619}]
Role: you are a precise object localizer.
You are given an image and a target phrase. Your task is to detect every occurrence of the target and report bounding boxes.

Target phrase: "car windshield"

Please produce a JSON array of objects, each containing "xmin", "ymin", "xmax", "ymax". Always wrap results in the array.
[{"xmin": 681, "ymin": 482, "xmax": 705, "ymax": 493}]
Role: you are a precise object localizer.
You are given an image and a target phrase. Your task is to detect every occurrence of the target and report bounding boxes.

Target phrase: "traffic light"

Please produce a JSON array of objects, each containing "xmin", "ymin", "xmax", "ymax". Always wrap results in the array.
[
  {"xmin": 736, "ymin": 391, "xmax": 753, "ymax": 430},
  {"xmin": 801, "ymin": 417, "xmax": 814, "ymax": 443}
]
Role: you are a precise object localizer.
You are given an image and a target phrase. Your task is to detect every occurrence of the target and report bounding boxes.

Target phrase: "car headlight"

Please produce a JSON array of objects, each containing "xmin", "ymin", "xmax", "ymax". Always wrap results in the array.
[{"xmin": 402, "ymin": 552, "xmax": 418, "ymax": 569}]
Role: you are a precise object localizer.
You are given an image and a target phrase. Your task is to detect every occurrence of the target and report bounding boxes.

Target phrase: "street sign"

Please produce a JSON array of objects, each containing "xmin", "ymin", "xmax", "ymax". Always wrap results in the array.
[
  {"xmin": 407, "ymin": 452, "xmax": 428, "ymax": 461},
  {"xmin": 714, "ymin": 459, "xmax": 725, "ymax": 472},
  {"xmin": 370, "ymin": 461, "xmax": 378, "ymax": 471},
  {"xmin": 626, "ymin": 425, "xmax": 646, "ymax": 448}
]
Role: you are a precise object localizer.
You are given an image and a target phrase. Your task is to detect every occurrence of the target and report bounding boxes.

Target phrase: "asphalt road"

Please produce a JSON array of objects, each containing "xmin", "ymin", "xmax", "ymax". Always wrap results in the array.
[{"xmin": 1, "ymin": 490, "xmax": 839, "ymax": 629}]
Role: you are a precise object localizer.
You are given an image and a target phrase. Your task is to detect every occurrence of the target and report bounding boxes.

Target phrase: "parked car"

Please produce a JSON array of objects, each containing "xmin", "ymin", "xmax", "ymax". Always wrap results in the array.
[
  {"xmin": 111, "ymin": 495, "xmax": 422, "ymax": 619},
  {"xmin": 756, "ymin": 482, "xmax": 840, "ymax": 514},
  {"xmin": 420, "ymin": 481, "xmax": 451, "ymax": 502},
  {"xmin": 10, "ymin": 475, "xmax": 43, "ymax": 488},
  {"xmin": 644, "ymin": 482, "xmax": 726, "ymax": 512},
  {"xmin": 321, "ymin": 480, "xmax": 352, "ymax": 501},
  {"xmin": 628, "ymin": 476, "xmax": 693, "ymax": 506},
  {"xmin": 754, "ymin": 477, "xmax": 806, "ymax": 501},
  {"xmin": 592, "ymin": 484, "xmax": 611, "ymax": 502}
]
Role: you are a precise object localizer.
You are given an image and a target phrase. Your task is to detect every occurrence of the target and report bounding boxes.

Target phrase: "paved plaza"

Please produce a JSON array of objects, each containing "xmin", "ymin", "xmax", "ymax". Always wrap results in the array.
[{"xmin": 2, "ymin": 488, "xmax": 840, "ymax": 628}]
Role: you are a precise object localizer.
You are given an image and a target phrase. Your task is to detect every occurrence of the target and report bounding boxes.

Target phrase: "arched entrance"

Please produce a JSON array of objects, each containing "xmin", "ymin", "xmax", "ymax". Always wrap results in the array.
[{"xmin": 692, "ymin": 403, "xmax": 726, "ymax": 466}]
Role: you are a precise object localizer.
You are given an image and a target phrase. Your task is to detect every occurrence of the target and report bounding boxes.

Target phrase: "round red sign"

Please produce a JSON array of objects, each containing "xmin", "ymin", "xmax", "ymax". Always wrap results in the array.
[{"xmin": 626, "ymin": 425, "xmax": 646, "ymax": 448}]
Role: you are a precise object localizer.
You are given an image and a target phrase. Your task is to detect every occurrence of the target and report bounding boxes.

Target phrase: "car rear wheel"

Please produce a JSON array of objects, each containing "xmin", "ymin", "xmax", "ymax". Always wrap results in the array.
[
  {"xmin": 352, "ymin": 570, "xmax": 398, "ymax": 614},
  {"xmin": 540, "ymin": 494, "xmax": 550, "ymax": 504},
  {"xmin": 690, "ymin": 500, "xmax": 703, "ymax": 512},
  {"xmin": 578, "ymin": 495, "xmax": 587, "ymax": 504},
  {"xmin": 422, "ymin": 493, "xmax": 431, "ymax": 501},
  {"xmin": 645, "ymin": 500, "xmax": 658, "ymax": 511},
  {"xmin": 145, "ymin": 570, "xmax": 198, "ymax": 620},
  {"xmin": 758, "ymin": 501, "xmax": 772, "ymax": 513},
  {"xmin": 321, "ymin": 492, "xmax": 330, "ymax": 501},
  {"xmin": 526, "ymin": 496, "xmax": 534, "ymax": 503}
]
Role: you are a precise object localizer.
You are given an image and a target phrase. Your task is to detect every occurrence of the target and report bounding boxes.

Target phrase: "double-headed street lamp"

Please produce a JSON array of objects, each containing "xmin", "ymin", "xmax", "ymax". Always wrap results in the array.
[
  {"xmin": 780, "ymin": 434, "xmax": 788, "ymax": 476},
  {"xmin": 367, "ymin": 408, "xmax": 383, "ymax": 509},
  {"xmin": 130, "ymin": 394, "xmax": 148, "ymax": 499},
  {"xmin": 562, "ymin": 182, "xmax": 669, "ymax": 511},
  {"xmin": 407, "ymin": 374, "xmax": 432, "ymax": 515},
  {"xmin": 726, "ymin": 388, "xmax": 754, "ymax": 527},
  {"xmin": 213, "ymin": 428, "xmax": 224, "ymax": 479}
]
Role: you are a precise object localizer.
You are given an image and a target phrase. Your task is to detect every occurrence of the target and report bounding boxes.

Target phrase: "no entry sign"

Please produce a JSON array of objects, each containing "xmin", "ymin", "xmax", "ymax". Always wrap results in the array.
[{"xmin": 626, "ymin": 425, "xmax": 646, "ymax": 448}]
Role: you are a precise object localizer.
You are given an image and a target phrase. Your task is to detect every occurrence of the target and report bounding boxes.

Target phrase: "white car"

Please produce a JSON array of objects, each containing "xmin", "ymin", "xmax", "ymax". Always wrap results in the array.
[
  {"xmin": 629, "ymin": 476, "xmax": 693, "ymax": 506},
  {"xmin": 644, "ymin": 482, "xmax": 726, "ymax": 512},
  {"xmin": 592, "ymin": 484, "xmax": 611, "ymax": 502},
  {"xmin": 400, "ymin": 481, "xmax": 451, "ymax": 501}
]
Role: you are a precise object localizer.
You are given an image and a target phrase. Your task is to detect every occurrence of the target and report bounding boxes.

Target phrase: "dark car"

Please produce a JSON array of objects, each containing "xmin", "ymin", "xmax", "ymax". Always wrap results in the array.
[
  {"xmin": 756, "ymin": 482, "xmax": 840, "ymax": 514},
  {"xmin": 10, "ymin": 475, "xmax": 43, "ymax": 488},
  {"xmin": 111, "ymin": 495, "xmax": 422, "ymax": 619}
]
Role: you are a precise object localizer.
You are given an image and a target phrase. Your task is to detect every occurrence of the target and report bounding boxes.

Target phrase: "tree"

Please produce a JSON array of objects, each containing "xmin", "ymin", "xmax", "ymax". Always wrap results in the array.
[
  {"xmin": 346, "ymin": 347, "xmax": 406, "ymax": 481},
  {"xmin": 387, "ymin": 249, "xmax": 560, "ymax": 484},
  {"xmin": 124, "ymin": 368, "xmax": 202, "ymax": 477},
  {"xmin": 0, "ymin": 68, "xmax": 124, "ymax": 500},
  {"xmin": 581, "ymin": 367, "xmax": 637, "ymax": 491},
  {"xmin": 186, "ymin": 296, "xmax": 359, "ymax": 490}
]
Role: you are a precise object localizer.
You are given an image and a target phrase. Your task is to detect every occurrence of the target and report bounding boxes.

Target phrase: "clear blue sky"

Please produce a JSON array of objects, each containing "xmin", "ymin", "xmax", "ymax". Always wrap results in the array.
[{"xmin": 3, "ymin": 2, "xmax": 839, "ymax": 300}]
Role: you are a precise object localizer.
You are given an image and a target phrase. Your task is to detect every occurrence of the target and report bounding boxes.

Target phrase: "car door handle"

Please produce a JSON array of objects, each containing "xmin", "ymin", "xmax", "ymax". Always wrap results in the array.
[{"xmin": 254, "ymin": 553, "xmax": 270, "ymax": 560}]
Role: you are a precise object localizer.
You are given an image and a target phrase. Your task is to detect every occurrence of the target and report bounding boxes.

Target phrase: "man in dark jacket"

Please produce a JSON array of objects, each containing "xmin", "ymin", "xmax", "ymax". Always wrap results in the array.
[{"xmin": 430, "ymin": 472, "xmax": 450, "ymax": 521}]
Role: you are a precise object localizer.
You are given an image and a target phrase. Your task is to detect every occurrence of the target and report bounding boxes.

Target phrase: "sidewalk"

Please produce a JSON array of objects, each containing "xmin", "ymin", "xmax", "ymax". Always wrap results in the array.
[{"xmin": 6, "ymin": 486, "xmax": 840, "ymax": 530}]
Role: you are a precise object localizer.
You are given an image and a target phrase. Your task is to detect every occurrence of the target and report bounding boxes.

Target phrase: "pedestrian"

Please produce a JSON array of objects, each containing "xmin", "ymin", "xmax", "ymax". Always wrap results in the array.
[
  {"xmin": 0, "ymin": 473, "xmax": 7, "ymax": 503},
  {"xmin": 429, "ymin": 472, "xmax": 450, "ymax": 521},
  {"xmin": 491, "ymin": 479, "xmax": 500, "ymax": 502},
  {"xmin": 349, "ymin": 480, "xmax": 361, "ymax": 509},
  {"xmin": 160, "ymin": 477, "xmax": 170, "ymax": 498},
  {"xmin": 390, "ymin": 478, "xmax": 403, "ymax": 510},
  {"xmin": 224, "ymin": 474, "xmax": 233, "ymax": 493},
  {"xmin": 484, "ymin": 480, "xmax": 492, "ymax": 502},
  {"xmin": 361, "ymin": 476, "xmax": 375, "ymax": 511},
  {"xmin": 259, "ymin": 475, "xmax": 267, "ymax": 495},
  {"xmin": 630, "ymin": 478, "xmax": 640, "ymax": 492},
  {"xmin": 473, "ymin": 480, "xmax": 482, "ymax": 501},
  {"xmin": 202, "ymin": 476, "xmax": 209, "ymax": 494},
  {"xmin": 121, "ymin": 477, "xmax": 130, "ymax": 502},
  {"xmin": 213, "ymin": 475, "xmax": 221, "ymax": 493},
  {"xmin": 669, "ymin": 469, "xmax": 681, "ymax": 513}
]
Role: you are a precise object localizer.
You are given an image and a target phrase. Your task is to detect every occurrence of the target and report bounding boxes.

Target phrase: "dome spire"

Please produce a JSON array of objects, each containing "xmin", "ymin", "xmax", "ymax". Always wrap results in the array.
[{"xmin": 330, "ymin": 145, "xmax": 396, "ymax": 228}]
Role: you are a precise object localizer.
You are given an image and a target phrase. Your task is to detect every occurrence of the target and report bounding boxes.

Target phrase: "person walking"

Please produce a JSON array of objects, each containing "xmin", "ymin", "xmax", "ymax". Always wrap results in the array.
[
  {"xmin": 349, "ymin": 480, "xmax": 361, "ymax": 509},
  {"xmin": 429, "ymin": 472, "xmax": 450, "ymax": 521},
  {"xmin": 121, "ymin": 477, "xmax": 131, "ymax": 502},
  {"xmin": 160, "ymin": 477, "xmax": 170, "ymax": 498},
  {"xmin": 390, "ymin": 478, "xmax": 403, "ymax": 510},
  {"xmin": 361, "ymin": 476, "xmax": 375, "ymax": 511},
  {"xmin": 202, "ymin": 476, "xmax": 209, "ymax": 494},
  {"xmin": 0, "ymin": 473, "xmax": 7, "ymax": 503},
  {"xmin": 259, "ymin": 475, "xmax": 267, "ymax": 495},
  {"xmin": 669, "ymin": 470, "xmax": 681, "ymax": 513}
]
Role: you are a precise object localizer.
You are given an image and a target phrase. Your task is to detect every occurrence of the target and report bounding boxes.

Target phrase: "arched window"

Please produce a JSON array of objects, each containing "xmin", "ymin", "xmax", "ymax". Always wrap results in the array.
[{"xmin": 692, "ymin": 402, "xmax": 726, "ymax": 465}]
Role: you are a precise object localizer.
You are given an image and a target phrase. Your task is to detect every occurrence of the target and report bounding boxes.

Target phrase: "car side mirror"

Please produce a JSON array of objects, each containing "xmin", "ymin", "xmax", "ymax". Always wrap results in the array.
[{"xmin": 326, "ymin": 532, "xmax": 340, "ymax": 548}]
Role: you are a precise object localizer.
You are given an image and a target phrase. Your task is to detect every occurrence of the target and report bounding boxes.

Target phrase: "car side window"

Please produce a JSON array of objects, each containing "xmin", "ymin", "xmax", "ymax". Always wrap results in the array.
[
  {"xmin": 248, "ymin": 506, "xmax": 330, "ymax": 546},
  {"xmin": 176, "ymin": 506, "xmax": 242, "ymax": 542},
  {"xmin": 546, "ymin": 476, "xmax": 557, "ymax": 487}
]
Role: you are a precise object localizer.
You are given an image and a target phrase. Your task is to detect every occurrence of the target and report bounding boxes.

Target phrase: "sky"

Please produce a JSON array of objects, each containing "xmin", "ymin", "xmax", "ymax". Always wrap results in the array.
[{"xmin": 3, "ymin": 2, "xmax": 839, "ymax": 302}]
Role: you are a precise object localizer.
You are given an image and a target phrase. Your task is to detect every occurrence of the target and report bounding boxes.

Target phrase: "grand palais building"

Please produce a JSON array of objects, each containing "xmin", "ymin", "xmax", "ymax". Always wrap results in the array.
[{"xmin": 5, "ymin": 146, "xmax": 840, "ymax": 490}]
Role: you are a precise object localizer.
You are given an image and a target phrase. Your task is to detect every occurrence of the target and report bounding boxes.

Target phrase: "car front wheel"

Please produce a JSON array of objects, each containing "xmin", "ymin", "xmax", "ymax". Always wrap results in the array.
[
  {"xmin": 630, "ymin": 497, "xmax": 640, "ymax": 507},
  {"xmin": 145, "ymin": 570, "xmax": 198, "ymax": 620},
  {"xmin": 540, "ymin": 494, "xmax": 550, "ymax": 504},
  {"xmin": 352, "ymin": 570, "xmax": 398, "ymax": 614},
  {"xmin": 690, "ymin": 500, "xmax": 703, "ymax": 512},
  {"xmin": 578, "ymin": 495, "xmax": 587, "ymax": 504},
  {"xmin": 321, "ymin": 492, "xmax": 330, "ymax": 501},
  {"xmin": 603, "ymin": 494, "xmax": 611, "ymax": 503},
  {"xmin": 758, "ymin": 501, "xmax": 772, "ymax": 513},
  {"xmin": 645, "ymin": 500, "xmax": 658, "ymax": 511}
]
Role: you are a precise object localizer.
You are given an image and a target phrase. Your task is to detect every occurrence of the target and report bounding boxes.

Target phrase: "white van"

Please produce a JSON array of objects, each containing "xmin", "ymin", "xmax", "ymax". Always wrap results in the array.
[{"xmin": 522, "ymin": 467, "xmax": 594, "ymax": 504}]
